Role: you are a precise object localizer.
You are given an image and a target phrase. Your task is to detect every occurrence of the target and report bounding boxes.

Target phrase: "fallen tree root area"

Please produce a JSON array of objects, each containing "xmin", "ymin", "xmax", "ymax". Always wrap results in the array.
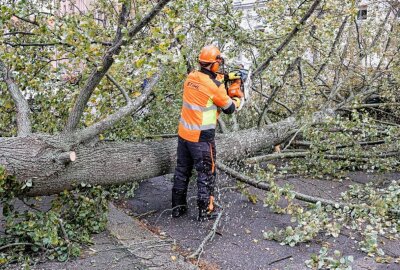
[{"xmin": 122, "ymin": 172, "xmax": 400, "ymax": 270}]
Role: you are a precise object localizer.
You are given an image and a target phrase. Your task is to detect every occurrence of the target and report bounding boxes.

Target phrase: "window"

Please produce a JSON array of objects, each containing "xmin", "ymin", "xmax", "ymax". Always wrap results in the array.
[{"xmin": 357, "ymin": 6, "xmax": 367, "ymax": 20}]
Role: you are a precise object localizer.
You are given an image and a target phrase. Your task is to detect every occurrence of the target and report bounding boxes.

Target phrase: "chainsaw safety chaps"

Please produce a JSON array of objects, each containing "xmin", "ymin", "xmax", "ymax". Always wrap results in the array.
[{"xmin": 172, "ymin": 137, "xmax": 216, "ymax": 210}]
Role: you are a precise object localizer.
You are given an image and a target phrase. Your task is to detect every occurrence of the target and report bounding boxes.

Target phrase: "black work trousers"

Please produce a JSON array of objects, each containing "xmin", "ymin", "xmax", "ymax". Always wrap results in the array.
[{"xmin": 172, "ymin": 137, "xmax": 216, "ymax": 209}]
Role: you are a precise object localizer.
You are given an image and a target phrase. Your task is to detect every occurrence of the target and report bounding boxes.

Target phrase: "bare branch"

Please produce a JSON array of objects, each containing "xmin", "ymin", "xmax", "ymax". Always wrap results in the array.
[
  {"xmin": 4, "ymin": 41, "xmax": 69, "ymax": 47},
  {"xmin": 252, "ymin": 0, "xmax": 322, "ymax": 78},
  {"xmin": 251, "ymin": 87, "xmax": 293, "ymax": 114},
  {"xmin": 12, "ymin": 14, "xmax": 39, "ymax": 26},
  {"xmin": 0, "ymin": 60, "xmax": 31, "ymax": 136},
  {"xmin": 354, "ymin": 19, "xmax": 363, "ymax": 53},
  {"xmin": 376, "ymin": 23, "xmax": 394, "ymax": 70},
  {"xmin": 187, "ymin": 209, "xmax": 224, "ymax": 259},
  {"xmin": 245, "ymin": 150, "xmax": 400, "ymax": 164},
  {"xmin": 3, "ymin": 31, "xmax": 35, "ymax": 36}
]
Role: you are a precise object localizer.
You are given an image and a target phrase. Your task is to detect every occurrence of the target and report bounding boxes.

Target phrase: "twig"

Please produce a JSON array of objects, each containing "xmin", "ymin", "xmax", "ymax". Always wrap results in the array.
[
  {"xmin": 291, "ymin": 140, "xmax": 386, "ymax": 149},
  {"xmin": 343, "ymin": 102, "xmax": 400, "ymax": 109},
  {"xmin": 12, "ymin": 14, "xmax": 39, "ymax": 26},
  {"xmin": 0, "ymin": 242, "xmax": 34, "ymax": 251},
  {"xmin": 154, "ymin": 205, "xmax": 182, "ymax": 225},
  {"xmin": 283, "ymin": 125, "xmax": 306, "ymax": 151},
  {"xmin": 106, "ymin": 74, "xmax": 131, "ymax": 104},
  {"xmin": 245, "ymin": 152, "xmax": 309, "ymax": 163},
  {"xmin": 134, "ymin": 210, "xmax": 157, "ymax": 219},
  {"xmin": 251, "ymin": 87, "xmax": 293, "ymax": 114},
  {"xmin": 268, "ymin": 255, "xmax": 293, "ymax": 265},
  {"xmin": 187, "ymin": 209, "xmax": 224, "ymax": 259},
  {"xmin": 58, "ymin": 218, "xmax": 70, "ymax": 244}
]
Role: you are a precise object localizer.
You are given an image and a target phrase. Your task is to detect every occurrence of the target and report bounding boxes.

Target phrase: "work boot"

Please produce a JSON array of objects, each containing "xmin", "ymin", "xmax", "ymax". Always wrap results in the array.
[
  {"xmin": 198, "ymin": 208, "xmax": 220, "ymax": 222},
  {"xmin": 197, "ymin": 200, "xmax": 219, "ymax": 222},
  {"xmin": 172, "ymin": 191, "xmax": 187, "ymax": 218},
  {"xmin": 198, "ymin": 208, "xmax": 208, "ymax": 222}
]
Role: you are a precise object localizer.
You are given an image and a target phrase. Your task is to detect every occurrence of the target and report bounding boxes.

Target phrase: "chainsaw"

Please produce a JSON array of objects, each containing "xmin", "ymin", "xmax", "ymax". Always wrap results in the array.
[{"xmin": 221, "ymin": 67, "xmax": 253, "ymax": 111}]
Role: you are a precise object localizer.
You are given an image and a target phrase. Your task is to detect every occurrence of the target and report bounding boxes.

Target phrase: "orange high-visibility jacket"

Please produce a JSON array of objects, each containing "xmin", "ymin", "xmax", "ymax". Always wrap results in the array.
[{"xmin": 178, "ymin": 68, "xmax": 236, "ymax": 142}]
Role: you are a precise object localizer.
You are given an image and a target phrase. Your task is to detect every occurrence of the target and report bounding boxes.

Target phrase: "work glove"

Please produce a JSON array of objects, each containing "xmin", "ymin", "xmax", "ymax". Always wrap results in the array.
[
  {"xmin": 232, "ymin": 97, "xmax": 241, "ymax": 108},
  {"xmin": 227, "ymin": 79, "xmax": 244, "ymax": 98},
  {"xmin": 224, "ymin": 71, "xmax": 242, "ymax": 82},
  {"xmin": 228, "ymin": 71, "xmax": 242, "ymax": 80}
]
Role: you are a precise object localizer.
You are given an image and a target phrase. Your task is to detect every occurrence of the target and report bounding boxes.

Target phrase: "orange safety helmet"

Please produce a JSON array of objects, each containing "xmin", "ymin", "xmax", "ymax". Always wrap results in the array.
[{"xmin": 198, "ymin": 45, "xmax": 224, "ymax": 73}]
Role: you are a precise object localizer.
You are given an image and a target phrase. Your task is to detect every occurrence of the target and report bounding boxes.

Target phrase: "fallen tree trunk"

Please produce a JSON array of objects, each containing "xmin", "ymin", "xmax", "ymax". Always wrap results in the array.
[{"xmin": 0, "ymin": 115, "xmax": 302, "ymax": 196}]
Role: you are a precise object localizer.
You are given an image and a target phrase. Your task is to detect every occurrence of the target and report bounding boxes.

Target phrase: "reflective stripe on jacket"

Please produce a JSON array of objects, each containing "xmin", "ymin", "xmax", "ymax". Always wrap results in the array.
[{"xmin": 178, "ymin": 68, "xmax": 235, "ymax": 142}]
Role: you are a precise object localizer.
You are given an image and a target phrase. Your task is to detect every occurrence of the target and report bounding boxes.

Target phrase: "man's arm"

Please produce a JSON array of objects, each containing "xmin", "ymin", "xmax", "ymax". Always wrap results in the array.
[{"xmin": 212, "ymin": 84, "xmax": 239, "ymax": 115}]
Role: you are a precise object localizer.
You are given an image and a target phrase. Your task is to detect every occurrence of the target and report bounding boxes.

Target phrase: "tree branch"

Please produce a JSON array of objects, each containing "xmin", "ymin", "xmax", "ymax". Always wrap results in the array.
[
  {"xmin": 12, "ymin": 14, "xmax": 39, "ymax": 26},
  {"xmin": 64, "ymin": 0, "xmax": 172, "ymax": 133},
  {"xmin": 126, "ymin": 0, "xmax": 172, "ymax": 41},
  {"xmin": 313, "ymin": 16, "xmax": 348, "ymax": 80},
  {"xmin": 3, "ymin": 31, "xmax": 35, "ymax": 36},
  {"xmin": 216, "ymin": 161, "xmax": 400, "ymax": 216},
  {"xmin": 63, "ymin": 2, "xmax": 132, "ymax": 133},
  {"xmin": 0, "ymin": 242, "xmax": 34, "ymax": 251},
  {"xmin": 71, "ymin": 67, "xmax": 164, "ymax": 144},
  {"xmin": 106, "ymin": 74, "xmax": 131, "ymax": 104},
  {"xmin": 3, "ymin": 41, "xmax": 69, "ymax": 47},
  {"xmin": 366, "ymin": 8, "xmax": 392, "ymax": 57},
  {"xmin": 187, "ymin": 209, "xmax": 224, "ymax": 259},
  {"xmin": 251, "ymin": 87, "xmax": 293, "ymax": 114},
  {"xmin": 257, "ymin": 57, "xmax": 301, "ymax": 128},
  {"xmin": 343, "ymin": 103, "xmax": 400, "ymax": 110},
  {"xmin": 252, "ymin": 0, "xmax": 322, "ymax": 78},
  {"xmin": 244, "ymin": 150, "xmax": 400, "ymax": 164},
  {"xmin": 0, "ymin": 60, "xmax": 32, "ymax": 136}
]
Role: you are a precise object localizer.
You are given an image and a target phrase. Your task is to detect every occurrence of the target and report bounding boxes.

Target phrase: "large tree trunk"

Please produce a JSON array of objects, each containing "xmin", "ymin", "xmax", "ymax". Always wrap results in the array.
[{"xmin": 0, "ymin": 116, "xmax": 301, "ymax": 196}]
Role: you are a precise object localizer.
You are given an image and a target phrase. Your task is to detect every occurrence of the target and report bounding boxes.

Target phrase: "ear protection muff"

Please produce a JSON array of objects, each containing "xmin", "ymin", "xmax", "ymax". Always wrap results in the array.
[{"xmin": 210, "ymin": 62, "xmax": 220, "ymax": 73}]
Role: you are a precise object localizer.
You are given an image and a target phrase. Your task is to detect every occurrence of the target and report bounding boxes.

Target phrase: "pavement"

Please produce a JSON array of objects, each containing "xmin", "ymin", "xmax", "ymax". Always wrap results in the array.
[{"xmin": 122, "ymin": 172, "xmax": 400, "ymax": 270}]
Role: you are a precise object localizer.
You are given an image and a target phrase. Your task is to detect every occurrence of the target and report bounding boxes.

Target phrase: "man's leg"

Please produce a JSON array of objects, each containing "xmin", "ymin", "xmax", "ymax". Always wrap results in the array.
[
  {"xmin": 188, "ymin": 141, "xmax": 217, "ymax": 221},
  {"xmin": 172, "ymin": 138, "xmax": 193, "ymax": 218}
]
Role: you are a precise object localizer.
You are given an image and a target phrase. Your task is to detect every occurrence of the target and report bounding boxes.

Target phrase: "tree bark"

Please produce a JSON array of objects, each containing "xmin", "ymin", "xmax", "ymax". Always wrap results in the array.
[
  {"xmin": 0, "ymin": 60, "xmax": 32, "ymax": 136},
  {"xmin": 0, "ymin": 115, "xmax": 301, "ymax": 196}
]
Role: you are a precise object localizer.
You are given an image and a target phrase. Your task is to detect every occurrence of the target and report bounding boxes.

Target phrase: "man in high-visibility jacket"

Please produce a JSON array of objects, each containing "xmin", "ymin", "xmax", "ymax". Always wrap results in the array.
[{"xmin": 172, "ymin": 45, "xmax": 244, "ymax": 221}]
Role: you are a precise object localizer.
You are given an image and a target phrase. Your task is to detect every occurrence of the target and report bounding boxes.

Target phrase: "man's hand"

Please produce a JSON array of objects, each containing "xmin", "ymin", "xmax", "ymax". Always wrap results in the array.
[
  {"xmin": 224, "ymin": 71, "xmax": 242, "ymax": 82},
  {"xmin": 232, "ymin": 97, "xmax": 241, "ymax": 108},
  {"xmin": 228, "ymin": 71, "xmax": 242, "ymax": 80}
]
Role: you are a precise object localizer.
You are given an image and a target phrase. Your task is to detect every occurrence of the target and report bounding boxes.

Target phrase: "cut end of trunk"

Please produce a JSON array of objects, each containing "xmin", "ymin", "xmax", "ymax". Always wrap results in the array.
[
  {"xmin": 58, "ymin": 151, "xmax": 77, "ymax": 164},
  {"xmin": 70, "ymin": 151, "xmax": 76, "ymax": 162}
]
